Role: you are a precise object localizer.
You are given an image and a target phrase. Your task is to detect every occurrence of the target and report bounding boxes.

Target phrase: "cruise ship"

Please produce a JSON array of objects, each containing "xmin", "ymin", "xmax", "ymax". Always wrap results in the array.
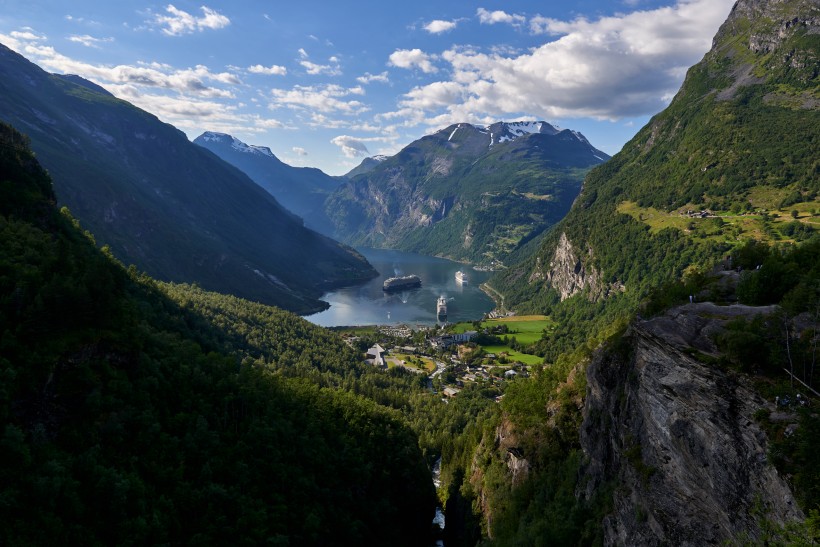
[
  {"xmin": 437, "ymin": 295, "xmax": 447, "ymax": 319},
  {"xmin": 383, "ymin": 274, "xmax": 422, "ymax": 292},
  {"xmin": 455, "ymin": 270, "xmax": 468, "ymax": 283}
]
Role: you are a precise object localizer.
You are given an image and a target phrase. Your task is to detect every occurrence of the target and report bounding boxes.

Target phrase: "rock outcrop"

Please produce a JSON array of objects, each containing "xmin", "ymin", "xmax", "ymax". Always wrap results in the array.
[
  {"xmin": 579, "ymin": 304, "xmax": 803, "ymax": 545},
  {"xmin": 529, "ymin": 232, "xmax": 624, "ymax": 302}
]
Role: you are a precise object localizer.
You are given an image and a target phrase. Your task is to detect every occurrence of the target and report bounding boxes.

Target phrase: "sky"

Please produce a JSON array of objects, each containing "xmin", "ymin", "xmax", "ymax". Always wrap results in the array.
[{"xmin": 0, "ymin": 0, "xmax": 735, "ymax": 175}]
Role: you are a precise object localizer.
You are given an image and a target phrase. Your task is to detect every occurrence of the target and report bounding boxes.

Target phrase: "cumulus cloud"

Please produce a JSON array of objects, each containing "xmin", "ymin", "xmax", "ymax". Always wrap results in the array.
[
  {"xmin": 424, "ymin": 20, "xmax": 457, "ymax": 34},
  {"xmin": 330, "ymin": 135, "xmax": 370, "ymax": 158},
  {"xmin": 248, "ymin": 64, "xmax": 287, "ymax": 76},
  {"xmin": 296, "ymin": 49, "xmax": 341, "ymax": 76},
  {"xmin": 300, "ymin": 59, "xmax": 341, "ymax": 76},
  {"xmin": 151, "ymin": 5, "xmax": 230, "ymax": 36},
  {"xmin": 388, "ymin": 0, "xmax": 733, "ymax": 127},
  {"xmin": 292, "ymin": 146, "xmax": 308, "ymax": 156},
  {"xmin": 9, "ymin": 33, "xmax": 241, "ymax": 104},
  {"xmin": 269, "ymin": 84, "xmax": 368, "ymax": 114},
  {"xmin": 10, "ymin": 29, "xmax": 45, "ymax": 41},
  {"xmin": 68, "ymin": 34, "xmax": 113, "ymax": 48},
  {"xmin": 356, "ymin": 71, "xmax": 389, "ymax": 84},
  {"xmin": 476, "ymin": 8, "xmax": 525, "ymax": 26},
  {"xmin": 389, "ymin": 48, "xmax": 438, "ymax": 73}
]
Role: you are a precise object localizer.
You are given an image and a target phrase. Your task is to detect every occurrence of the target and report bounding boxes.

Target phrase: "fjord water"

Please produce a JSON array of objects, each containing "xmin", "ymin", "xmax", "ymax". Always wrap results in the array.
[{"xmin": 305, "ymin": 248, "xmax": 495, "ymax": 327}]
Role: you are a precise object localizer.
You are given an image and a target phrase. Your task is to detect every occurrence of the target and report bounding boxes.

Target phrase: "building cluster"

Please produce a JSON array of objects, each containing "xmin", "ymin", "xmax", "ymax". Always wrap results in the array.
[{"xmin": 361, "ymin": 324, "xmax": 531, "ymax": 400}]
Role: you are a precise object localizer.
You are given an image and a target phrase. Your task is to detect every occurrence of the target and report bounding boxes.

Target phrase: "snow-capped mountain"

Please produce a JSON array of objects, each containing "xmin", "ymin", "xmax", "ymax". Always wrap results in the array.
[
  {"xmin": 194, "ymin": 132, "xmax": 340, "ymax": 234},
  {"xmin": 326, "ymin": 120, "xmax": 610, "ymax": 266},
  {"xmin": 199, "ymin": 131, "xmax": 277, "ymax": 158}
]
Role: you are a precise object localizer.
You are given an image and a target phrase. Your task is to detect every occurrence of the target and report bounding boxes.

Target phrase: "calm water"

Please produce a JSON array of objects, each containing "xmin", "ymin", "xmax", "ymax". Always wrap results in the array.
[{"xmin": 305, "ymin": 248, "xmax": 496, "ymax": 327}]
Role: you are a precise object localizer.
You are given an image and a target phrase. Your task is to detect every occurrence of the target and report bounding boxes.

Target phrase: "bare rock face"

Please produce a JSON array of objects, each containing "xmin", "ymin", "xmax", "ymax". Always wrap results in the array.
[
  {"xmin": 579, "ymin": 304, "xmax": 803, "ymax": 545},
  {"xmin": 495, "ymin": 417, "xmax": 530, "ymax": 485},
  {"xmin": 530, "ymin": 232, "xmax": 624, "ymax": 302}
]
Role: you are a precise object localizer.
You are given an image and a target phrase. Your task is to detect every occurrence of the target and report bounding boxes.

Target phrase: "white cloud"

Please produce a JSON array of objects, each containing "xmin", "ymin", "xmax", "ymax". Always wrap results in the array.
[
  {"xmin": 68, "ymin": 34, "xmax": 114, "ymax": 48},
  {"xmin": 269, "ymin": 84, "xmax": 368, "ymax": 114},
  {"xmin": 388, "ymin": 0, "xmax": 733, "ymax": 127},
  {"xmin": 300, "ymin": 59, "xmax": 341, "ymax": 76},
  {"xmin": 424, "ymin": 20, "xmax": 457, "ymax": 34},
  {"xmin": 248, "ymin": 64, "xmax": 287, "ymax": 76},
  {"xmin": 357, "ymin": 71, "xmax": 389, "ymax": 84},
  {"xmin": 292, "ymin": 146, "xmax": 308, "ymax": 156},
  {"xmin": 15, "ymin": 39, "xmax": 240, "ymax": 99},
  {"xmin": 476, "ymin": 8, "xmax": 525, "ymax": 26},
  {"xmin": 330, "ymin": 135, "xmax": 370, "ymax": 158},
  {"xmin": 11, "ymin": 29, "xmax": 45, "ymax": 41},
  {"xmin": 389, "ymin": 48, "xmax": 438, "ymax": 73},
  {"xmin": 296, "ymin": 49, "xmax": 341, "ymax": 76},
  {"xmin": 151, "ymin": 5, "xmax": 230, "ymax": 36}
]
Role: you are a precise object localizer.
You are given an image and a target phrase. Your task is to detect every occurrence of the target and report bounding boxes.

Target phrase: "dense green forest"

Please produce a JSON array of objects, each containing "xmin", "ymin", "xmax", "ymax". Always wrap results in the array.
[{"xmin": 0, "ymin": 122, "xmax": 443, "ymax": 545}]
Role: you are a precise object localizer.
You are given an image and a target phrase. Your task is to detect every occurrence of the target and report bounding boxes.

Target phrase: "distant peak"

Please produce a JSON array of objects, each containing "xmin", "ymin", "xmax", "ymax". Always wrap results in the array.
[
  {"xmin": 197, "ymin": 131, "xmax": 276, "ymax": 159},
  {"xmin": 486, "ymin": 120, "xmax": 561, "ymax": 146}
]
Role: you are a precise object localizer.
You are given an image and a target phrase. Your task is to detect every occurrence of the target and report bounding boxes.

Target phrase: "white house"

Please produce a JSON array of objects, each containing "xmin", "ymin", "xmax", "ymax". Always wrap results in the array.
[{"xmin": 365, "ymin": 344, "xmax": 387, "ymax": 368}]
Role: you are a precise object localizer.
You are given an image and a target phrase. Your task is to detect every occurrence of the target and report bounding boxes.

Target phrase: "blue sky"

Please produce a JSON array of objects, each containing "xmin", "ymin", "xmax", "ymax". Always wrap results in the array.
[{"xmin": 0, "ymin": 0, "xmax": 734, "ymax": 175}]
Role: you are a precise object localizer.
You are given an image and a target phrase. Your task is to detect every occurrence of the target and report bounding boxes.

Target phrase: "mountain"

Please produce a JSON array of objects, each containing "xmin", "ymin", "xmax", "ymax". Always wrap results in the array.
[
  {"xmin": 492, "ymin": 0, "xmax": 819, "ymax": 356},
  {"xmin": 0, "ymin": 43, "xmax": 375, "ymax": 314},
  {"xmin": 0, "ymin": 121, "xmax": 435, "ymax": 545},
  {"xmin": 458, "ymin": 0, "xmax": 819, "ymax": 543},
  {"xmin": 325, "ymin": 121, "xmax": 609, "ymax": 266},
  {"xmin": 193, "ymin": 131, "xmax": 339, "ymax": 234},
  {"xmin": 344, "ymin": 154, "xmax": 388, "ymax": 178}
]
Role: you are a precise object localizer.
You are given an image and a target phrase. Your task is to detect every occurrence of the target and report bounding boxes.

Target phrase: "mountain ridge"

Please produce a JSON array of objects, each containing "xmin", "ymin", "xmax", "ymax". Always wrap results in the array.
[
  {"xmin": 492, "ymin": 0, "xmax": 819, "ymax": 357},
  {"xmin": 326, "ymin": 120, "xmax": 609, "ymax": 266},
  {"xmin": 0, "ymin": 43, "xmax": 375, "ymax": 313},
  {"xmin": 193, "ymin": 130, "xmax": 340, "ymax": 234}
]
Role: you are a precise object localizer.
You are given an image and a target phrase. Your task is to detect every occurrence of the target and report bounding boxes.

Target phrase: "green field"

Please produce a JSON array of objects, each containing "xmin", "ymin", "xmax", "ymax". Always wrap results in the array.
[
  {"xmin": 453, "ymin": 315, "xmax": 553, "ymax": 345},
  {"xmin": 452, "ymin": 315, "xmax": 551, "ymax": 365},
  {"xmin": 391, "ymin": 353, "xmax": 436, "ymax": 373},
  {"xmin": 617, "ymin": 200, "xmax": 820, "ymax": 244},
  {"xmin": 481, "ymin": 346, "xmax": 544, "ymax": 365}
]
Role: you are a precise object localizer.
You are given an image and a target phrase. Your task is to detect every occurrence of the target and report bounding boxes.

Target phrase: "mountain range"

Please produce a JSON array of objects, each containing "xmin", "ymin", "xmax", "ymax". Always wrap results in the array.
[
  {"xmin": 0, "ymin": 43, "xmax": 375, "ymax": 314},
  {"xmin": 325, "ymin": 121, "xmax": 609, "ymax": 266}
]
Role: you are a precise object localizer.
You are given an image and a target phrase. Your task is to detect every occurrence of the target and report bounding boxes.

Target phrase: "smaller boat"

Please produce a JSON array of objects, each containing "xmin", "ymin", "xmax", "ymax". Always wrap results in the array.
[
  {"xmin": 455, "ymin": 270, "xmax": 468, "ymax": 283},
  {"xmin": 437, "ymin": 295, "xmax": 447, "ymax": 319}
]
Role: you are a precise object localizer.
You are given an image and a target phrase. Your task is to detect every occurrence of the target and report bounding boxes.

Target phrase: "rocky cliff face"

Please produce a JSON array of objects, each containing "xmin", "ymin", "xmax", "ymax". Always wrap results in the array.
[
  {"xmin": 579, "ymin": 303, "xmax": 803, "ymax": 545},
  {"xmin": 528, "ymin": 232, "xmax": 624, "ymax": 302}
]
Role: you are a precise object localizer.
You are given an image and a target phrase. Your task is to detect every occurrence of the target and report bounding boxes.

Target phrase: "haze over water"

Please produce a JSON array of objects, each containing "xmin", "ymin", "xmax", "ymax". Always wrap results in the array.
[{"xmin": 305, "ymin": 248, "xmax": 495, "ymax": 327}]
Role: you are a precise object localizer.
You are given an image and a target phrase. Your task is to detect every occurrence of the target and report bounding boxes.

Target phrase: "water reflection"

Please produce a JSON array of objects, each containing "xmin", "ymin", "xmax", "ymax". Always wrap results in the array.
[{"xmin": 305, "ymin": 248, "xmax": 495, "ymax": 327}]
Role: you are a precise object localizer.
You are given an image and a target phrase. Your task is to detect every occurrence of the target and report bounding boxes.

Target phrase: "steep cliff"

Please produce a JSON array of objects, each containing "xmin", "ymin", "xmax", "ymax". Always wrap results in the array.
[{"xmin": 580, "ymin": 303, "xmax": 804, "ymax": 545}]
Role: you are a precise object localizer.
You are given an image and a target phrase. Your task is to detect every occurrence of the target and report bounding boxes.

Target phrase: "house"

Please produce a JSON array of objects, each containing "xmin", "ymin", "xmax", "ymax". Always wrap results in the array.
[
  {"xmin": 504, "ymin": 369, "xmax": 518, "ymax": 379},
  {"xmin": 365, "ymin": 344, "xmax": 387, "ymax": 368},
  {"xmin": 452, "ymin": 330, "xmax": 477, "ymax": 343},
  {"xmin": 443, "ymin": 387, "xmax": 461, "ymax": 398}
]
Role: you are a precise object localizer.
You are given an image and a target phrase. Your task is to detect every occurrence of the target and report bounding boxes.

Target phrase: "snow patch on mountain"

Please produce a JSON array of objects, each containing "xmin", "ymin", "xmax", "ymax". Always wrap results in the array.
[
  {"xmin": 448, "ymin": 124, "xmax": 461, "ymax": 141},
  {"xmin": 200, "ymin": 131, "xmax": 275, "ymax": 158}
]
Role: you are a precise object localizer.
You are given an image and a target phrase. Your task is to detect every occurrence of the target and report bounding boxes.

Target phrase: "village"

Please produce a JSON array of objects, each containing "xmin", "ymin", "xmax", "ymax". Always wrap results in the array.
[{"xmin": 337, "ymin": 315, "xmax": 553, "ymax": 401}]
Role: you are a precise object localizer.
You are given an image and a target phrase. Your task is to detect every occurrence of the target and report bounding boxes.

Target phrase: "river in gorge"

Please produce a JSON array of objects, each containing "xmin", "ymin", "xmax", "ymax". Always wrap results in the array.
[{"xmin": 305, "ymin": 248, "xmax": 496, "ymax": 327}]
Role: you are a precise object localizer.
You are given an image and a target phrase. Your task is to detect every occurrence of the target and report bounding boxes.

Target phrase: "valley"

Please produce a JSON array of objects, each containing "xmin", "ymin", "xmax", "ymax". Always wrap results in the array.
[{"xmin": 1, "ymin": 0, "xmax": 819, "ymax": 545}]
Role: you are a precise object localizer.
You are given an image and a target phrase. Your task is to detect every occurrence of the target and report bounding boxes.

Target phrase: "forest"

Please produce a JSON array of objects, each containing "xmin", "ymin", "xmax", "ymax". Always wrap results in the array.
[{"xmin": 0, "ymin": 123, "xmax": 446, "ymax": 545}]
